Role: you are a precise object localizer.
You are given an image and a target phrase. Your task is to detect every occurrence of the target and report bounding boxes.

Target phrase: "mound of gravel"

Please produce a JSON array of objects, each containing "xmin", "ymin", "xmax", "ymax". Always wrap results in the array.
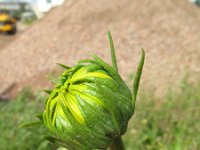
[{"xmin": 1, "ymin": 0, "xmax": 200, "ymax": 98}]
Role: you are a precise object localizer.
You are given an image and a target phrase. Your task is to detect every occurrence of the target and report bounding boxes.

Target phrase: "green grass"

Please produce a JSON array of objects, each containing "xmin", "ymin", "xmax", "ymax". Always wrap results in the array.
[
  {"xmin": 0, "ymin": 89, "xmax": 55, "ymax": 150},
  {"xmin": 0, "ymin": 79, "xmax": 200, "ymax": 150},
  {"xmin": 124, "ymin": 79, "xmax": 200, "ymax": 150}
]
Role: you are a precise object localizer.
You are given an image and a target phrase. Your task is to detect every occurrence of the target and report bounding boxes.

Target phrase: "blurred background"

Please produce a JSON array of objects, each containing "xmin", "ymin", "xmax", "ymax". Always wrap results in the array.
[{"xmin": 0, "ymin": 0, "xmax": 200, "ymax": 149}]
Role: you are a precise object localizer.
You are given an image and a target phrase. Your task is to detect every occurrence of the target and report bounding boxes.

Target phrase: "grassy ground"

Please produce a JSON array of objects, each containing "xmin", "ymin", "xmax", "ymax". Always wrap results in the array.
[
  {"xmin": 0, "ymin": 89, "xmax": 55, "ymax": 150},
  {"xmin": 124, "ymin": 79, "xmax": 200, "ymax": 150},
  {"xmin": 0, "ymin": 79, "xmax": 199, "ymax": 150}
]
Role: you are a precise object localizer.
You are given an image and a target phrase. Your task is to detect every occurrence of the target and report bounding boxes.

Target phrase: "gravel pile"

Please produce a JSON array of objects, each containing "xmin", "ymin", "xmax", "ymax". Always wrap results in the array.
[
  {"xmin": 0, "ymin": 35, "xmax": 16, "ymax": 51},
  {"xmin": 0, "ymin": 0, "xmax": 200, "ymax": 98}
]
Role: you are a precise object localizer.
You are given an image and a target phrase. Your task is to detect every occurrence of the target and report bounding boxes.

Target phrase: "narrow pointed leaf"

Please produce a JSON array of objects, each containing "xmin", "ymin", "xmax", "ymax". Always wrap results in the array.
[
  {"xmin": 108, "ymin": 31, "xmax": 118, "ymax": 72},
  {"xmin": 19, "ymin": 121, "xmax": 43, "ymax": 128},
  {"xmin": 44, "ymin": 75, "xmax": 61, "ymax": 84},
  {"xmin": 42, "ymin": 89, "xmax": 52, "ymax": 94},
  {"xmin": 56, "ymin": 63, "xmax": 71, "ymax": 70},
  {"xmin": 78, "ymin": 59, "xmax": 96, "ymax": 64},
  {"xmin": 43, "ymin": 135, "xmax": 57, "ymax": 143},
  {"xmin": 89, "ymin": 52, "xmax": 121, "ymax": 82},
  {"xmin": 60, "ymin": 76, "xmax": 67, "ymax": 85},
  {"xmin": 36, "ymin": 113, "xmax": 44, "ymax": 121},
  {"xmin": 132, "ymin": 49, "xmax": 145, "ymax": 104}
]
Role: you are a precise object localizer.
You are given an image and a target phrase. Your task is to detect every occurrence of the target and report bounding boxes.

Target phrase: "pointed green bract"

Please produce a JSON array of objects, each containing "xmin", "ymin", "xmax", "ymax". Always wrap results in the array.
[
  {"xmin": 42, "ymin": 89, "xmax": 52, "ymax": 94},
  {"xmin": 132, "ymin": 49, "xmax": 145, "ymax": 107},
  {"xmin": 36, "ymin": 113, "xmax": 44, "ymax": 121},
  {"xmin": 56, "ymin": 63, "xmax": 71, "ymax": 70},
  {"xmin": 21, "ymin": 32, "xmax": 145, "ymax": 150},
  {"xmin": 44, "ymin": 75, "xmax": 61, "ymax": 84},
  {"xmin": 19, "ymin": 121, "xmax": 43, "ymax": 128},
  {"xmin": 108, "ymin": 31, "xmax": 118, "ymax": 72}
]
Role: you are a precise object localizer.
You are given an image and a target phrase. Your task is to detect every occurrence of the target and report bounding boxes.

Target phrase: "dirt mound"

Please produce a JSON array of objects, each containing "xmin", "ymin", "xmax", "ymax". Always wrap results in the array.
[
  {"xmin": 0, "ymin": 22, "xmax": 27, "ymax": 51},
  {"xmin": 0, "ymin": 35, "xmax": 17, "ymax": 50},
  {"xmin": 1, "ymin": 0, "xmax": 200, "ymax": 98}
]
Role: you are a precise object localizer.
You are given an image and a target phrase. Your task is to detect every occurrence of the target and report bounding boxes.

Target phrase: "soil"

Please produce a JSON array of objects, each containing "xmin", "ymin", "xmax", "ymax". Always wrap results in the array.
[
  {"xmin": 0, "ymin": 22, "xmax": 26, "ymax": 50},
  {"xmin": 0, "ymin": 0, "xmax": 200, "ymax": 98},
  {"xmin": 0, "ymin": 34, "xmax": 15, "ymax": 50}
]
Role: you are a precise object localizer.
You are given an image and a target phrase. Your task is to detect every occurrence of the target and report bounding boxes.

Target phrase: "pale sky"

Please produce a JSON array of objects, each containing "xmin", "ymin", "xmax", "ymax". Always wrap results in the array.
[{"xmin": 0, "ymin": 0, "xmax": 36, "ymax": 3}]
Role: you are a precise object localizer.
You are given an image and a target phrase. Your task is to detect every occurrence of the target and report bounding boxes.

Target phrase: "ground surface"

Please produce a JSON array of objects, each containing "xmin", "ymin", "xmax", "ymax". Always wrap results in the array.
[
  {"xmin": 0, "ymin": 22, "xmax": 27, "ymax": 98},
  {"xmin": 0, "ymin": 34, "xmax": 16, "ymax": 50},
  {"xmin": 0, "ymin": 0, "xmax": 200, "ymax": 98},
  {"xmin": 0, "ymin": 22, "xmax": 26, "ymax": 50}
]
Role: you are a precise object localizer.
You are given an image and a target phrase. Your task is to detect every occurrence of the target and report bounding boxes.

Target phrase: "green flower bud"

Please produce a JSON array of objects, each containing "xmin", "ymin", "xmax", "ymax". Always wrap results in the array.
[
  {"xmin": 44, "ymin": 57, "xmax": 134, "ymax": 149},
  {"xmin": 20, "ymin": 32, "xmax": 145, "ymax": 150}
]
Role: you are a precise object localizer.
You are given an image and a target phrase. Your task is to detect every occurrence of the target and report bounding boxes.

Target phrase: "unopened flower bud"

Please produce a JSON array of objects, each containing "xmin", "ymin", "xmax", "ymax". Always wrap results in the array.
[{"xmin": 20, "ymin": 32, "xmax": 145, "ymax": 150}]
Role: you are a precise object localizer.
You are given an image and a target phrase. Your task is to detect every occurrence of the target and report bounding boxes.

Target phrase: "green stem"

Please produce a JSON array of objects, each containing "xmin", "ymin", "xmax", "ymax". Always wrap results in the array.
[{"xmin": 109, "ymin": 136, "xmax": 125, "ymax": 150}]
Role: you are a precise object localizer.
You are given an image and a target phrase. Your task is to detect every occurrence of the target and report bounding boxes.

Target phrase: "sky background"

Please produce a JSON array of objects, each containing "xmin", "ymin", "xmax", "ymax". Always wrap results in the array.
[{"xmin": 0, "ymin": 0, "xmax": 36, "ymax": 3}]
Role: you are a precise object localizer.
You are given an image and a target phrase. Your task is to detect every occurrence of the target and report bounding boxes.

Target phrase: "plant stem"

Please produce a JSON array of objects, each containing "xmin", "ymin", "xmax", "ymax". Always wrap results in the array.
[{"xmin": 109, "ymin": 136, "xmax": 125, "ymax": 150}]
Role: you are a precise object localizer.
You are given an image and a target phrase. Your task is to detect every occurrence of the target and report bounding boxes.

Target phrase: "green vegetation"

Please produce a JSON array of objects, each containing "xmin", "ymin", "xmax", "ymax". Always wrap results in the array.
[
  {"xmin": 192, "ymin": 0, "xmax": 200, "ymax": 6},
  {"xmin": 0, "ymin": 79, "xmax": 200, "ymax": 150},
  {"xmin": 21, "ymin": 16, "xmax": 37, "ymax": 26},
  {"xmin": 0, "ymin": 89, "xmax": 55, "ymax": 150},
  {"xmin": 124, "ymin": 79, "xmax": 200, "ymax": 150}
]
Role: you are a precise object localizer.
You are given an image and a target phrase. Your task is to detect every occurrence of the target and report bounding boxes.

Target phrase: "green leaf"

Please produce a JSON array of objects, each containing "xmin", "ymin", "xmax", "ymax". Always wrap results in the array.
[
  {"xmin": 89, "ymin": 52, "xmax": 121, "ymax": 83},
  {"xmin": 44, "ymin": 75, "xmax": 61, "ymax": 84},
  {"xmin": 56, "ymin": 63, "xmax": 71, "ymax": 70},
  {"xmin": 78, "ymin": 59, "xmax": 95, "ymax": 64},
  {"xmin": 36, "ymin": 113, "xmax": 44, "ymax": 121},
  {"xmin": 43, "ymin": 135, "xmax": 76, "ymax": 149},
  {"xmin": 132, "ymin": 49, "xmax": 145, "ymax": 105},
  {"xmin": 42, "ymin": 89, "xmax": 52, "ymax": 94},
  {"xmin": 43, "ymin": 135, "xmax": 57, "ymax": 143},
  {"xmin": 108, "ymin": 31, "xmax": 118, "ymax": 72},
  {"xmin": 19, "ymin": 121, "xmax": 43, "ymax": 128},
  {"xmin": 60, "ymin": 76, "xmax": 67, "ymax": 85},
  {"xmin": 94, "ymin": 80, "xmax": 120, "ymax": 133}
]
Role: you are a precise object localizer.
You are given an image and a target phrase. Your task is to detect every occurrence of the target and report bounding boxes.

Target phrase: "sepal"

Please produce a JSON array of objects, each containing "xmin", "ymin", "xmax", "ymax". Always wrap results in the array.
[{"xmin": 19, "ymin": 121, "xmax": 43, "ymax": 128}]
